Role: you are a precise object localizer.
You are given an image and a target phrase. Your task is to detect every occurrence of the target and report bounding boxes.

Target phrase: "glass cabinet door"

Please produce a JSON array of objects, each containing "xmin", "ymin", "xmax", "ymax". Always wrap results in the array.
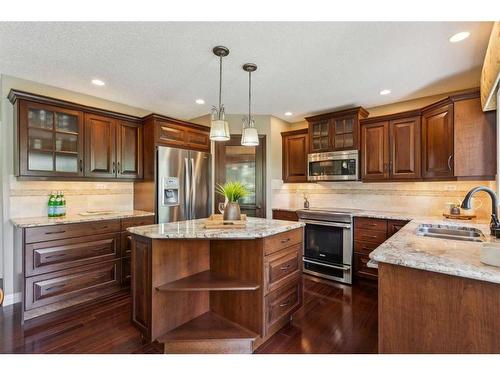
[
  {"xmin": 310, "ymin": 120, "xmax": 330, "ymax": 152},
  {"xmin": 333, "ymin": 116, "xmax": 355, "ymax": 150},
  {"xmin": 21, "ymin": 101, "xmax": 84, "ymax": 177}
]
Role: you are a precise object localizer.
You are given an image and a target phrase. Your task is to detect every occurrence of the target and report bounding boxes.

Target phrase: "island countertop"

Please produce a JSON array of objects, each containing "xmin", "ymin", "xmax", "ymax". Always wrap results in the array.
[
  {"xmin": 127, "ymin": 217, "xmax": 305, "ymax": 239},
  {"xmin": 369, "ymin": 218, "xmax": 500, "ymax": 285}
]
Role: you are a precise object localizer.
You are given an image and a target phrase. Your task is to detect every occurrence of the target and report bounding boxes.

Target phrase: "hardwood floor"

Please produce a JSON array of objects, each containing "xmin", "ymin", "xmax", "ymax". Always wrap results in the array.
[{"xmin": 0, "ymin": 276, "xmax": 378, "ymax": 354}]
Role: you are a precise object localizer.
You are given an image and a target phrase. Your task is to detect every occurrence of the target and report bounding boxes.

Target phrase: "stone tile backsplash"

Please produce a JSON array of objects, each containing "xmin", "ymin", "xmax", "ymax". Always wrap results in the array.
[{"xmin": 272, "ymin": 180, "xmax": 496, "ymax": 220}]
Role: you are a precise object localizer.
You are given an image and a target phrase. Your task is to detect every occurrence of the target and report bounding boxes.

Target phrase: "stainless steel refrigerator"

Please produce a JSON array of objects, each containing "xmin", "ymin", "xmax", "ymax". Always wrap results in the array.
[{"xmin": 157, "ymin": 146, "xmax": 212, "ymax": 223}]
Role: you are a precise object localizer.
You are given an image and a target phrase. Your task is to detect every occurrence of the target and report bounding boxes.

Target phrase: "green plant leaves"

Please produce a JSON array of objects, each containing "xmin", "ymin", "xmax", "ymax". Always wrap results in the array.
[{"xmin": 215, "ymin": 181, "xmax": 249, "ymax": 203}]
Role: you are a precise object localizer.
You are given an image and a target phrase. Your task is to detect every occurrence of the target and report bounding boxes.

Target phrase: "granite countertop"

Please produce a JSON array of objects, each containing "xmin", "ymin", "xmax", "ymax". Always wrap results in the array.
[
  {"xmin": 11, "ymin": 210, "xmax": 154, "ymax": 228},
  {"xmin": 369, "ymin": 218, "xmax": 500, "ymax": 285},
  {"xmin": 127, "ymin": 217, "xmax": 305, "ymax": 239}
]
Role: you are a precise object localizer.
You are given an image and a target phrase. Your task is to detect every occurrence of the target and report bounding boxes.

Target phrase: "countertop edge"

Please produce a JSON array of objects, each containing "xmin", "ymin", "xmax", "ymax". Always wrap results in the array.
[{"xmin": 11, "ymin": 211, "xmax": 155, "ymax": 228}]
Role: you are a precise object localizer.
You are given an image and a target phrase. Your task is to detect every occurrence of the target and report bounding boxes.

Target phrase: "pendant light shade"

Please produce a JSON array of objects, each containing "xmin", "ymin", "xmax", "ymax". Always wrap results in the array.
[
  {"xmin": 241, "ymin": 121, "xmax": 259, "ymax": 146},
  {"xmin": 210, "ymin": 119, "xmax": 230, "ymax": 141},
  {"xmin": 210, "ymin": 46, "xmax": 230, "ymax": 142},
  {"xmin": 241, "ymin": 63, "xmax": 259, "ymax": 146}
]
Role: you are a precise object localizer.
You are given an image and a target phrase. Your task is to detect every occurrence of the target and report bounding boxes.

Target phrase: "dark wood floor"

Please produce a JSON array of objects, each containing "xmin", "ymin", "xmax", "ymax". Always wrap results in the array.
[{"xmin": 0, "ymin": 276, "xmax": 378, "ymax": 354}]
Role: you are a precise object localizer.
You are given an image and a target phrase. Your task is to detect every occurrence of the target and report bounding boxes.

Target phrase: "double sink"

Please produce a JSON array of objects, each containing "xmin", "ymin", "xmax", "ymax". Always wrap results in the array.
[{"xmin": 416, "ymin": 224, "xmax": 485, "ymax": 242}]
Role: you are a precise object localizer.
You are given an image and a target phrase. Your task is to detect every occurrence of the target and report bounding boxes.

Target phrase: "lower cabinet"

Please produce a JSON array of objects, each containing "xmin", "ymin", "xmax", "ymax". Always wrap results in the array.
[
  {"xmin": 20, "ymin": 215, "xmax": 154, "ymax": 322},
  {"xmin": 272, "ymin": 209, "xmax": 298, "ymax": 221},
  {"xmin": 353, "ymin": 217, "xmax": 409, "ymax": 280}
]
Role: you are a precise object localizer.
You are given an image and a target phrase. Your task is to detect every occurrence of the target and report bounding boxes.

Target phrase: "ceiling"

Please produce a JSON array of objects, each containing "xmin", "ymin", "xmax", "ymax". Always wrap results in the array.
[{"xmin": 0, "ymin": 22, "xmax": 493, "ymax": 122}]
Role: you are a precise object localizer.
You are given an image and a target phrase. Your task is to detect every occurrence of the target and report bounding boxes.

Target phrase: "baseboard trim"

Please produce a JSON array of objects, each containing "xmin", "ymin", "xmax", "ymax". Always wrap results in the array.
[{"xmin": 3, "ymin": 292, "xmax": 22, "ymax": 306}]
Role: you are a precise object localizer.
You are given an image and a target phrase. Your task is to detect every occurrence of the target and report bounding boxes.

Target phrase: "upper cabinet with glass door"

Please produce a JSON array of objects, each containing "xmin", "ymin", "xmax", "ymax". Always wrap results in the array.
[
  {"xmin": 306, "ymin": 107, "xmax": 369, "ymax": 153},
  {"xmin": 18, "ymin": 100, "xmax": 84, "ymax": 177}
]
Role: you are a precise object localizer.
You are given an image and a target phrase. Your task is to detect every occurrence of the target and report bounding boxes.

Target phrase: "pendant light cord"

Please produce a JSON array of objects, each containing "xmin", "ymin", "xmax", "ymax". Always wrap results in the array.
[
  {"xmin": 248, "ymin": 70, "xmax": 251, "ymax": 124},
  {"xmin": 219, "ymin": 55, "xmax": 222, "ymax": 117}
]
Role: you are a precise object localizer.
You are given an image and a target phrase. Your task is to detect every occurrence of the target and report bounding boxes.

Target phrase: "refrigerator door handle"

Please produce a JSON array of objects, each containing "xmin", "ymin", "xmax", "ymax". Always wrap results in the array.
[
  {"xmin": 191, "ymin": 158, "xmax": 196, "ymax": 219},
  {"xmin": 184, "ymin": 157, "xmax": 190, "ymax": 219}
]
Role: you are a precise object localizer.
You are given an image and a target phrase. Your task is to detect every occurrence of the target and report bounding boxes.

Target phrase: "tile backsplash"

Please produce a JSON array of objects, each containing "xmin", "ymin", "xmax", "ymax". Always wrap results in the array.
[
  {"xmin": 8, "ymin": 176, "xmax": 133, "ymax": 218},
  {"xmin": 272, "ymin": 180, "xmax": 497, "ymax": 220}
]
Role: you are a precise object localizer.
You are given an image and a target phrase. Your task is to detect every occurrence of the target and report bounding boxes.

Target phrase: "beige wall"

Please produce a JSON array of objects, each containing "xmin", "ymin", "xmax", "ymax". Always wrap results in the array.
[{"xmin": 0, "ymin": 75, "xmax": 151, "ymax": 303}]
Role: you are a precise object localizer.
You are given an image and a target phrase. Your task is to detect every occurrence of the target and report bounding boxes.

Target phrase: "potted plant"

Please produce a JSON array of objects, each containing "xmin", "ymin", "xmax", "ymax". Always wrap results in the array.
[{"xmin": 216, "ymin": 181, "xmax": 248, "ymax": 221}]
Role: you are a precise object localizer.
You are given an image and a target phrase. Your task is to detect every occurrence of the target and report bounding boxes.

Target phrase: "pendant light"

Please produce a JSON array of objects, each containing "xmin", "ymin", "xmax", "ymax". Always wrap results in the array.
[
  {"xmin": 241, "ymin": 63, "xmax": 259, "ymax": 146},
  {"xmin": 210, "ymin": 46, "xmax": 230, "ymax": 141}
]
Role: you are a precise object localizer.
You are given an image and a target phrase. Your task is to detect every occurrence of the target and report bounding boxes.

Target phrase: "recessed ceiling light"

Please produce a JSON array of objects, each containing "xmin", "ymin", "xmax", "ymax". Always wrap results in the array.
[
  {"xmin": 284, "ymin": 112, "xmax": 293, "ymax": 116},
  {"xmin": 91, "ymin": 79, "xmax": 105, "ymax": 86},
  {"xmin": 195, "ymin": 98, "xmax": 205, "ymax": 105},
  {"xmin": 379, "ymin": 89, "xmax": 391, "ymax": 95},
  {"xmin": 449, "ymin": 31, "xmax": 470, "ymax": 43}
]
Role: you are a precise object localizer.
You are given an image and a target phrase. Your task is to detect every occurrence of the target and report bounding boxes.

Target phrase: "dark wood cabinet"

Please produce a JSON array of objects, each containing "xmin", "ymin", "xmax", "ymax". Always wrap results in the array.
[
  {"xmin": 18, "ymin": 215, "xmax": 154, "ymax": 322},
  {"xmin": 116, "ymin": 120, "xmax": 143, "ymax": 179},
  {"xmin": 272, "ymin": 209, "xmax": 298, "ymax": 221},
  {"xmin": 281, "ymin": 129, "xmax": 308, "ymax": 183},
  {"xmin": 353, "ymin": 217, "xmax": 409, "ymax": 280},
  {"xmin": 453, "ymin": 97, "xmax": 496, "ymax": 179},
  {"xmin": 17, "ymin": 100, "xmax": 85, "ymax": 177},
  {"xmin": 421, "ymin": 103, "xmax": 454, "ymax": 179},
  {"xmin": 84, "ymin": 113, "xmax": 117, "ymax": 178},
  {"xmin": 306, "ymin": 107, "xmax": 369, "ymax": 153},
  {"xmin": 361, "ymin": 111, "xmax": 421, "ymax": 182},
  {"xmin": 389, "ymin": 116, "xmax": 421, "ymax": 180},
  {"xmin": 361, "ymin": 121, "xmax": 389, "ymax": 181}
]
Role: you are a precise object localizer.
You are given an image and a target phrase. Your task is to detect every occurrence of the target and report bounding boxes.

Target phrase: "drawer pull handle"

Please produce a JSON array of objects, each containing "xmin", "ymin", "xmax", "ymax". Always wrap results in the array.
[
  {"xmin": 46, "ymin": 283, "xmax": 66, "ymax": 291},
  {"xmin": 45, "ymin": 254, "xmax": 66, "ymax": 259},
  {"xmin": 362, "ymin": 246, "xmax": 372, "ymax": 251},
  {"xmin": 280, "ymin": 265, "xmax": 291, "ymax": 271},
  {"xmin": 362, "ymin": 235, "xmax": 377, "ymax": 239},
  {"xmin": 279, "ymin": 300, "xmax": 290, "ymax": 308},
  {"xmin": 44, "ymin": 230, "xmax": 66, "ymax": 235},
  {"xmin": 280, "ymin": 238, "xmax": 291, "ymax": 244}
]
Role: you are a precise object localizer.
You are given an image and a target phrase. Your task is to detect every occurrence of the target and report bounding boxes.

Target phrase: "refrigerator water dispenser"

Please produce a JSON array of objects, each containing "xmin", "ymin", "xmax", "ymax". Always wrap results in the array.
[{"xmin": 162, "ymin": 177, "xmax": 179, "ymax": 206}]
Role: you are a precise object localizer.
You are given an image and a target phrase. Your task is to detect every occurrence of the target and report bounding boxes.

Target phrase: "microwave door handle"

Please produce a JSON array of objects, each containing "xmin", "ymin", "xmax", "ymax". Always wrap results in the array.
[
  {"xmin": 300, "ymin": 219, "xmax": 351, "ymax": 229},
  {"xmin": 303, "ymin": 258, "xmax": 351, "ymax": 271}
]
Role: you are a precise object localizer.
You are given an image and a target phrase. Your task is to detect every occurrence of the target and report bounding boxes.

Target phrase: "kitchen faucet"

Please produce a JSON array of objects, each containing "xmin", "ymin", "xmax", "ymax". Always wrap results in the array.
[{"xmin": 461, "ymin": 186, "xmax": 500, "ymax": 235}]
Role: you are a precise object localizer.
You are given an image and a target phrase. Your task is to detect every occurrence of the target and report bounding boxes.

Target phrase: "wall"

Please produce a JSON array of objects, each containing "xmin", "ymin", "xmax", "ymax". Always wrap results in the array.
[{"xmin": 0, "ymin": 75, "xmax": 150, "ymax": 304}]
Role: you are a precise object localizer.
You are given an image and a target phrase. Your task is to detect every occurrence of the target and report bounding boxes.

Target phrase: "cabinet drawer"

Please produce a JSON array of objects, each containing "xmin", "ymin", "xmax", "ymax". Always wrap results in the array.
[
  {"xmin": 272, "ymin": 210, "xmax": 298, "ymax": 222},
  {"xmin": 354, "ymin": 228, "xmax": 387, "ymax": 244},
  {"xmin": 121, "ymin": 215, "xmax": 155, "ymax": 231},
  {"xmin": 121, "ymin": 232, "xmax": 133, "ymax": 257},
  {"xmin": 354, "ymin": 253, "xmax": 378, "ymax": 280},
  {"xmin": 265, "ymin": 278, "xmax": 302, "ymax": 334},
  {"xmin": 265, "ymin": 244, "xmax": 301, "ymax": 294},
  {"xmin": 264, "ymin": 228, "xmax": 303, "ymax": 256},
  {"xmin": 354, "ymin": 217, "xmax": 387, "ymax": 232},
  {"xmin": 353, "ymin": 240, "xmax": 380, "ymax": 256},
  {"xmin": 24, "ymin": 260, "xmax": 121, "ymax": 310},
  {"xmin": 25, "ymin": 233, "xmax": 120, "ymax": 277},
  {"xmin": 25, "ymin": 220, "xmax": 120, "ymax": 243}
]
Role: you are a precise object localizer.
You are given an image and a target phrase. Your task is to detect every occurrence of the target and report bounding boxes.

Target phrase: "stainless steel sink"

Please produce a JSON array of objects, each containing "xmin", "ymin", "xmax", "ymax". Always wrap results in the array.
[{"xmin": 416, "ymin": 224, "xmax": 485, "ymax": 242}]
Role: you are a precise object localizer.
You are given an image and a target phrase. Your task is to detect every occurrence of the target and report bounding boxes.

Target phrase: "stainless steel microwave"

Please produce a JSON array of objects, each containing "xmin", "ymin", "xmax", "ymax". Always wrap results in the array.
[{"xmin": 307, "ymin": 150, "xmax": 359, "ymax": 181}]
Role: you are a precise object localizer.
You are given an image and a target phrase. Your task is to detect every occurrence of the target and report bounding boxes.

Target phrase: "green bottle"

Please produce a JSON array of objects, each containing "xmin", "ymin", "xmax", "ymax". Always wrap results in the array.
[
  {"xmin": 48, "ymin": 191, "xmax": 56, "ymax": 218},
  {"xmin": 55, "ymin": 191, "xmax": 62, "ymax": 217},
  {"xmin": 61, "ymin": 191, "xmax": 66, "ymax": 217}
]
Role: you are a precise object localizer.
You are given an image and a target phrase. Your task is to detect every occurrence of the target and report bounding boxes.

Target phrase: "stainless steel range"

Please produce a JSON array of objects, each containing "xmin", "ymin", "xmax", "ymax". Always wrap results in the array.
[{"xmin": 297, "ymin": 208, "xmax": 357, "ymax": 284}]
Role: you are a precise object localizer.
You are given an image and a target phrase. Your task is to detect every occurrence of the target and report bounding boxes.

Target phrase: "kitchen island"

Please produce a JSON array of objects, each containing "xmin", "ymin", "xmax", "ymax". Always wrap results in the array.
[
  {"xmin": 369, "ymin": 218, "xmax": 500, "ymax": 353},
  {"xmin": 127, "ymin": 217, "xmax": 305, "ymax": 354}
]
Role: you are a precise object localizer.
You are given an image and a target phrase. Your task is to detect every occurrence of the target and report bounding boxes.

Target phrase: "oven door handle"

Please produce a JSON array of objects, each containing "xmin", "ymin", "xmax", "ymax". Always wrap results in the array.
[
  {"xmin": 303, "ymin": 258, "xmax": 351, "ymax": 271},
  {"xmin": 300, "ymin": 219, "xmax": 351, "ymax": 229}
]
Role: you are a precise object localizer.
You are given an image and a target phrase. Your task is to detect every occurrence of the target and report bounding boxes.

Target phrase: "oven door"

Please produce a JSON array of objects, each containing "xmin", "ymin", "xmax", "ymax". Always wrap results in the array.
[
  {"xmin": 301, "ymin": 219, "xmax": 352, "ymax": 266},
  {"xmin": 307, "ymin": 152, "xmax": 358, "ymax": 181}
]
